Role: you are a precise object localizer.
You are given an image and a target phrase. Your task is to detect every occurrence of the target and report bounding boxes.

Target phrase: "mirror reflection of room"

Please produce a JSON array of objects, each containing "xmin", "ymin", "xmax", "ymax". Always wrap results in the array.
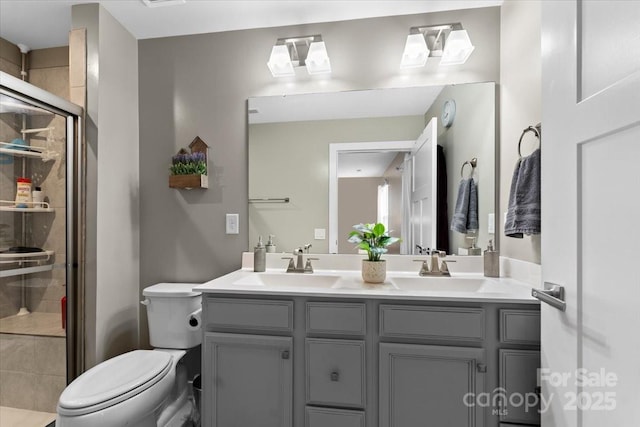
[{"xmin": 248, "ymin": 81, "xmax": 495, "ymax": 255}]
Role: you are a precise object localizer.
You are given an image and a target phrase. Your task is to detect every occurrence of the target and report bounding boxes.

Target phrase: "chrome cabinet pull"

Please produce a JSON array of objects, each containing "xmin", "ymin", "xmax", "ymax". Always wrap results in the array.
[
  {"xmin": 281, "ymin": 350, "xmax": 290, "ymax": 360},
  {"xmin": 330, "ymin": 371, "xmax": 339, "ymax": 381},
  {"xmin": 532, "ymin": 282, "xmax": 566, "ymax": 311}
]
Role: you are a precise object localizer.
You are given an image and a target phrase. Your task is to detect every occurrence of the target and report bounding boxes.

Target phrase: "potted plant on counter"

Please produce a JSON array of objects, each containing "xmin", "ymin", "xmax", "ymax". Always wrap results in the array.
[{"xmin": 348, "ymin": 222, "xmax": 400, "ymax": 284}]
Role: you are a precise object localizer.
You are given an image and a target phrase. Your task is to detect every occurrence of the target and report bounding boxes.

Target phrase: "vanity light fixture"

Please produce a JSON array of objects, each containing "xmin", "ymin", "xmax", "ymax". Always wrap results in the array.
[
  {"xmin": 305, "ymin": 41, "xmax": 331, "ymax": 75},
  {"xmin": 267, "ymin": 35, "xmax": 331, "ymax": 77},
  {"xmin": 400, "ymin": 33, "xmax": 430, "ymax": 69},
  {"xmin": 400, "ymin": 23, "xmax": 475, "ymax": 69}
]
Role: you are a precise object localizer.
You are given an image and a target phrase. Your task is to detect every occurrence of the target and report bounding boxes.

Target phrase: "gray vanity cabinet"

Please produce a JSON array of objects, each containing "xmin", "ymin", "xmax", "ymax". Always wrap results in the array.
[
  {"xmin": 201, "ymin": 294, "xmax": 540, "ymax": 427},
  {"xmin": 379, "ymin": 343, "xmax": 485, "ymax": 427},
  {"xmin": 498, "ymin": 309, "xmax": 542, "ymax": 426},
  {"xmin": 203, "ymin": 333, "xmax": 293, "ymax": 427},
  {"xmin": 378, "ymin": 304, "xmax": 487, "ymax": 427},
  {"xmin": 202, "ymin": 298, "xmax": 295, "ymax": 427}
]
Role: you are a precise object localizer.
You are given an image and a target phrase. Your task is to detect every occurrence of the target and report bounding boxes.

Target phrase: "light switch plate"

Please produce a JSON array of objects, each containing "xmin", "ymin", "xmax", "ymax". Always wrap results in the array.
[
  {"xmin": 314, "ymin": 228, "xmax": 326, "ymax": 240},
  {"xmin": 226, "ymin": 214, "xmax": 239, "ymax": 234}
]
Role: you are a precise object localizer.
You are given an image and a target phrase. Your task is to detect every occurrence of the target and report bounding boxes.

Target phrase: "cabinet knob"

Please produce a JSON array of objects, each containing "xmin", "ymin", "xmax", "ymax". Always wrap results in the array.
[
  {"xmin": 476, "ymin": 363, "xmax": 487, "ymax": 373},
  {"xmin": 330, "ymin": 371, "xmax": 339, "ymax": 382},
  {"xmin": 281, "ymin": 350, "xmax": 290, "ymax": 360}
]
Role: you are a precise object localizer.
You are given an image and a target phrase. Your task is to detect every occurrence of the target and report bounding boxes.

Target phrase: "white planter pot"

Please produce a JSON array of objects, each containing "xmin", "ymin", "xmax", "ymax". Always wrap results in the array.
[{"xmin": 362, "ymin": 260, "xmax": 386, "ymax": 284}]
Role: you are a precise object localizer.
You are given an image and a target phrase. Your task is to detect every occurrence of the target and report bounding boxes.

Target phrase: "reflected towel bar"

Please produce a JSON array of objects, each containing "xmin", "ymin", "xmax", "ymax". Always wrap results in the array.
[
  {"xmin": 460, "ymin": 158, "xmax": 477, "ymax": 179},
  {"xmin": 249, "ymin": 197, "xmax": 290, "ymax": 203}
]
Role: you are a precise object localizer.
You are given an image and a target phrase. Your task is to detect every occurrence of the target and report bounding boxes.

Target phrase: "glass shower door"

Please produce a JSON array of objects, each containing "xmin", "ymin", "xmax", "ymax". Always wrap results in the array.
[{"xmin": 0, "ymin": 76, "xmax": 81, "ymax": 425}]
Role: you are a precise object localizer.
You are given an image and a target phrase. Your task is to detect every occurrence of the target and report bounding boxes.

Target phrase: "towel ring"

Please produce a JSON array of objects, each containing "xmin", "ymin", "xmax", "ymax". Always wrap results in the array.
[
  {"xmin": 518, "ymin": 123, "xmax": 541, "ymax": 158},
  {"xmin": 460, "ymin": 158, "xmax": 477, "ymax": 179}
]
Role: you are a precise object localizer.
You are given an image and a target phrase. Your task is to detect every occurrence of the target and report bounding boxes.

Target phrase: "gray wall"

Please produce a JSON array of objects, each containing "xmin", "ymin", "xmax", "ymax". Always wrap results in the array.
[
  {"xmin": 337, "ymin": 177, "xmax": 380, "ymax": 254},
  {"xmin": 499, "ymin": 0, "xmax": 541, "ymax": 263},
  {"xmin": 424, "ymin": 82, "xmax": 496, "ymax": 254},
  {"xmin": 138, "ymin": 7, "xmax": 500, "ymax": 347},
  {"xmin": 72, "ymin": 4, "xmax": 140, "ymax": 367}
]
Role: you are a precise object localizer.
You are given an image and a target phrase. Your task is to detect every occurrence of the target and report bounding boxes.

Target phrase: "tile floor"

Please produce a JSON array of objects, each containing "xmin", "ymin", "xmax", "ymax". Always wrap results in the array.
[
  {"xmin": 0, "ymin": 313, "xmax": 66, "ymax": 412},
  {"xmin": 0, "ymin": 406, "xmax": 56, "ymax": 427},
  {"xmin": 0, "ymin": 312, "xmax": 65, "ymax": 337}
]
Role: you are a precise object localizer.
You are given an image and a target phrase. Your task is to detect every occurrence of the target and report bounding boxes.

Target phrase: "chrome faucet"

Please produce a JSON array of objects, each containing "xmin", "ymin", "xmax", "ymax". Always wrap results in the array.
[
  {"xmin": 413, "ymin": 250, "xmax": 456, "ymax": 276},
  {"xmin": 282, "ymin": 246, "xmax": 317, "ymax": 273}
]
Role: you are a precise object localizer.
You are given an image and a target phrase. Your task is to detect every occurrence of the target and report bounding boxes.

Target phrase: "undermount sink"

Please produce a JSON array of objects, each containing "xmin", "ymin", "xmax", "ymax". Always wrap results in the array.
[
  {"xmin": 390, "ymin": 276, "xmax": 490, "ymax": 292},
  {"xmin": 233, "ymin": 272, "xmax": 341, "ymax": 288}
]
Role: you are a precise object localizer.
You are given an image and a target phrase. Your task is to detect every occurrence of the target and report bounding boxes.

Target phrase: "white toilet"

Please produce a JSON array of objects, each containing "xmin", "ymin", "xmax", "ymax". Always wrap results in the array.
[{"xmin": 56, "ymin": 283, "xmax": 203, "ymax": 427}]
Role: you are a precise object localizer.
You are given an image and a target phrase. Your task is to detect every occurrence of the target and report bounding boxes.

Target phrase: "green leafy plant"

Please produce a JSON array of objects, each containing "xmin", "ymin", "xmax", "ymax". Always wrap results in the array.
[
  {"xmin": 170, "ymin": 150, "xmax": 207, "ymax": 176},
  {"xmin": 347, "ymin": 223, "xmax": 400, "ymax": 261}
]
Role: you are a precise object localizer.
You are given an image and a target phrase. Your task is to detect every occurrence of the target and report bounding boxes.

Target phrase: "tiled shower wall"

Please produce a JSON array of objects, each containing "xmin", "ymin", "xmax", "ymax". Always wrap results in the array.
[
  {"xmin": 0, "ymin": 40, "xmax": 69, "ymax": 318},
  {"xmin": 0, "ymin": 38, "xmax": 69, "ymax": 412}
]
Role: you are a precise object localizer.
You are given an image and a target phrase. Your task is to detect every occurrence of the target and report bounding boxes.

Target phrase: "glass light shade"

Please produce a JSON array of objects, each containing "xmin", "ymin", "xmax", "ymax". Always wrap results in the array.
[
  {"xmin": 267, "ymin": 44, "xmax": 295, "ymax": 77},
  {"xmin": 400, "ymin": 33, "xmax": 430, "ymax": 69},
  {"xmin": 305, "ymin": 41, "xmax": 332, "ymax": 75},
  {"xmin": 440, "ymin": 30, "xmax": 475, "ymax": 66}
]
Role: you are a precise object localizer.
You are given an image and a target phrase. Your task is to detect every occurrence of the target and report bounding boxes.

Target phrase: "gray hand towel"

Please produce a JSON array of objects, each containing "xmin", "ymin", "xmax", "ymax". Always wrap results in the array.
[
  {"xmin": 450, "ymin": 177, "xmax": 479, "ymax": 234},
  {"xmin": 505, "ymin": 148, "xmax": 541, "ymax": 238}
]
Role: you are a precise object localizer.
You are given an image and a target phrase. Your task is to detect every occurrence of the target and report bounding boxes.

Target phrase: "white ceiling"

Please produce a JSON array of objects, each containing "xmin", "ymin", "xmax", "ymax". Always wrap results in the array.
[
  {"xmin": 0, "ymin": 0, "xmax": 502, "ymax": 50},
  {"xmin": 338, "ymin": 151, "xmax": 402, "ymax": 178},
  {"xmin": 249, "ymin": 86, "xmax": 439, "ymax": 178}
]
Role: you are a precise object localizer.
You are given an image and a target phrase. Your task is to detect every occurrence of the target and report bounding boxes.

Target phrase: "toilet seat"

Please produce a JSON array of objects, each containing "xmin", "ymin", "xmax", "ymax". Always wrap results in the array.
[{"xmin": 57, "ymin": 350, "xmax": 173, "ymax": 417}]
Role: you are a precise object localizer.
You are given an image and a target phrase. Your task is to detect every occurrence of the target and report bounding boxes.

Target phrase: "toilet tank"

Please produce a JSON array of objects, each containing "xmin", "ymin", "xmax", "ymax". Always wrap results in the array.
[{"xmin": 142, "ymin": 283, "xmax": 202, "ymax": 349}]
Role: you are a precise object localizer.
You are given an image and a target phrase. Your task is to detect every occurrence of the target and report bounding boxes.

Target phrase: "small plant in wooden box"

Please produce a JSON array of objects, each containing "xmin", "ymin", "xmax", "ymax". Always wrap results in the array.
[{"xmin": 169, "ymin": 136, "xmax": 209, "ymax": 189}]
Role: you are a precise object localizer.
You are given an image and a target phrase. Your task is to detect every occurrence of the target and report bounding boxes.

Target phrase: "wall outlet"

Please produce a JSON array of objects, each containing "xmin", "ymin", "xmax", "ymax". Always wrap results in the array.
[
  {"xmin": 314, "ymin": 228, "xmax": 326, "ymax": 240},
  {"xmin": 226, "ymin": 213, "xmax": 239, "ymax": 234}
]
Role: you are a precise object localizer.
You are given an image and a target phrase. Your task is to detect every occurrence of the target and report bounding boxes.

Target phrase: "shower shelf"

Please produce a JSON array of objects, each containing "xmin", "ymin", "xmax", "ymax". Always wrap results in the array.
[
  {"xmin": 0, "ymin": 250, "xmax": 54, "ymax": 264},
  {"xmin": 0, "ymin": 263, "xmax": 55, "ymax": 278},
  {"xmin": 0, "ymin": 200, "xmax": 54, "ymax": 212},
  {"xmin": 0, "ymin": 143, "xmax": 46, "ymax": 159}
]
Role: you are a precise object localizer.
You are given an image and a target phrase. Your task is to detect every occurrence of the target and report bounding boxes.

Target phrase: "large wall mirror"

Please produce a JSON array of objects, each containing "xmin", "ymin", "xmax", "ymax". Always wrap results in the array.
[{"xmin": 248, "ymin": 82, "xmax": 496, "ymax": 255}]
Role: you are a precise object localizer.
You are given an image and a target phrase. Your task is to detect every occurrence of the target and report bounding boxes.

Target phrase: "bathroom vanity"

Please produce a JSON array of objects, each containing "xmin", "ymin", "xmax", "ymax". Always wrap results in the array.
[{"xmin": 195, "ymin": 256, "xmax": 541, "ymax": 427}]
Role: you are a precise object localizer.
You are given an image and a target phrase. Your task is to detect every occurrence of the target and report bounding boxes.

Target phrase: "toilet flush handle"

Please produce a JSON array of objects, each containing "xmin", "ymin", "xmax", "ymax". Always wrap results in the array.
[{"xmin": 140, "ymin": 298, "xmax": 150, "ymax": 306}]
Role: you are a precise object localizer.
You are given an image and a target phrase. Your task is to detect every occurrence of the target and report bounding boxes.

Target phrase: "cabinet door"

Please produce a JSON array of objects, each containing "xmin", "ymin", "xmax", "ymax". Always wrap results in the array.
[
  {"xmin": 203, "ymin": 332, "xmax": 293, "ymax": 427},
  {"xmin": 499, "ymin": 349, "xmax": 541, "ymax": 425},
  {"xmin": 380, "ymin": 343, "xmax": 485, "ymax": 427}
]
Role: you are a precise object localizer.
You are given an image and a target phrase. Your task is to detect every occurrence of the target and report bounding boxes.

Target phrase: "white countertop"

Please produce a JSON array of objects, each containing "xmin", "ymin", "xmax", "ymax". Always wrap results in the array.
[{"xmin": 194, "ymin": 268, "xmax": 539, "ymax": 304}]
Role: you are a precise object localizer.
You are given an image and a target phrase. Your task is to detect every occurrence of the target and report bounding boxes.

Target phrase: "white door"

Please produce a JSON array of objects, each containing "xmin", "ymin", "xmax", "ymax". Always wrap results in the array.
[
  {"xmin": 410, "ymin": 118, "xmax": 437, "ymax": 254},
  {"xmin": 540, "ymin": 1, "xmax": 640, "ymax": 426}
]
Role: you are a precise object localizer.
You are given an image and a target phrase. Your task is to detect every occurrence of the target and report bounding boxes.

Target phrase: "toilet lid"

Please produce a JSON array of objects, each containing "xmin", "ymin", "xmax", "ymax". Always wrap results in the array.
[
  {"xmin": 58, "ymin": 350, "xmax": 172, "ymax": 415},
  {"xmin": 143, "ymin": 282, "xmax": 201, "ymax": 297}
]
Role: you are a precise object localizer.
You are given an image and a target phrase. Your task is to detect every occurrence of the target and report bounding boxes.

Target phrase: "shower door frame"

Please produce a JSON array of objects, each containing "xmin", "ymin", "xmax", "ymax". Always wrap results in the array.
[{"xmin": 0, "ymin": 71, "xmax": 84, "ymax": 383}]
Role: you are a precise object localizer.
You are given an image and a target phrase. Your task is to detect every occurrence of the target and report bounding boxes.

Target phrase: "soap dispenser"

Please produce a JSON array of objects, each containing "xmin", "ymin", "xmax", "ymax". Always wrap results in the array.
[
  {"xmin": 466, "ymin": 236, "xmax": 481, "ymax": 256},
  {"xmin": 254, "ymin": 236, "xmax": 266, "ymax": 272},
  {"xmin": 265, "ymin": 235, "xmax": 276, "ymax": 253},
  {"xmin": 483, "ymin": 239, "xmax": 499, "ymax": 277}
]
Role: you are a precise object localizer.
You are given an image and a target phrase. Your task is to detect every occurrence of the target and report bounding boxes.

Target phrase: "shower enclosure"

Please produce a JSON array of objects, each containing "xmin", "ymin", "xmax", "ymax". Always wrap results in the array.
[{"xmin": 0, "ymin": 71, "xmax": 82, "ymax": 419}]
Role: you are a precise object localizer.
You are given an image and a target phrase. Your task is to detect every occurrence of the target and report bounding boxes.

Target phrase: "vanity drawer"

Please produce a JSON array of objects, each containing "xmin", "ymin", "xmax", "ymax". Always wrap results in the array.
[
  {"xmin": 306, "ymin": 302, "xmax": 366, "ymax": 335},
  {"xmin": 305, "ymin": 407, "xmax": 365, "ymax": 427},
  {"xmin": 204, "ymin": 297, "xmax": 293, "ymax": 332},
  {"xmin": 306, "ymin": 338, "xmax": 366, "ymax": 408},
  {"xmin": 379, "ymin": 305, "xmax": 485, "ymax": 342},
  {"xmin": 500, "ymin": 309, "xmax": 541, "ymax": 345}
]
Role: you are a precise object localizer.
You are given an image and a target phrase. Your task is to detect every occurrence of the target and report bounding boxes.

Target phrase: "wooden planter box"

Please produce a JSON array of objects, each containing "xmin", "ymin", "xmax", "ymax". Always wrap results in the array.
[{"xmin": 169, "ymin": 174, "xmax": 208, "ymax": 189}]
